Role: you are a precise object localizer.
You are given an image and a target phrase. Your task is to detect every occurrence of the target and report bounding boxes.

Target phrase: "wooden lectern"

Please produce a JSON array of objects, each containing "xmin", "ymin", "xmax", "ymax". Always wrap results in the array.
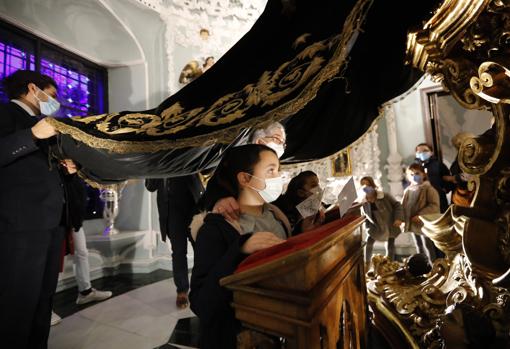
[{"xmin": 221, "ymin": 215, "xmax": 367, "ymax": 349}]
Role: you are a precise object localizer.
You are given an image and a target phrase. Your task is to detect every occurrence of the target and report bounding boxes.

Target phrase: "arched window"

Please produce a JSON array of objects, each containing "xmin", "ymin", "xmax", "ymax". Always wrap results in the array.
[
  {"xmin": 0, "ymin": 20, "xmax": 107, "ymax": 118},
  {"xmin": 0, "ymin": 19, "xmax": 107, "ymax": 219}
]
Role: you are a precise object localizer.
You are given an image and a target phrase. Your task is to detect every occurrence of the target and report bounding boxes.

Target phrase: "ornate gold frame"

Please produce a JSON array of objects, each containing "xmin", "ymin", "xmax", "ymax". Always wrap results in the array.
[
  {"xmin": 368, "ymin": 0, "xmax": 510, "ymax": 347},
  {"xmin": 331, "ymin": 148, "xmax": 352, "ymax": 177}
]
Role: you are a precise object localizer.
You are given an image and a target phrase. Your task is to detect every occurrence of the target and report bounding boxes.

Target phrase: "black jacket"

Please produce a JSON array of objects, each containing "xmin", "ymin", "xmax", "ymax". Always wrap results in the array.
[
  {"xmin": 0, "ymin": 102, "xmax": 64, "ymax": 232},
  {"xmin": 189, "ymin": 213, "xmax": 251, "ymax": 349},
  {"xmin": 63, "ymin": 175, "xmax": 87, "ymax": 231},
  {"xmin": 414, "ymin": 156, "xmax": 454, "ymax": 213},
  {"xmin": 197, "ymin": 174, "xmax": 229, "ymax": 212},
  {"xmin": 145, "ymin": 174, "xmax": 203, "ymax": 241}
]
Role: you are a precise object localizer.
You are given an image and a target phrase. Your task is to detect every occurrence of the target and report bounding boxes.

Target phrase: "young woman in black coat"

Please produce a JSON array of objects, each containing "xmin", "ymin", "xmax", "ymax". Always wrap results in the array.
[{"xmin": 189, "ymin": 144, "xmax": 288, "ymax": 348}]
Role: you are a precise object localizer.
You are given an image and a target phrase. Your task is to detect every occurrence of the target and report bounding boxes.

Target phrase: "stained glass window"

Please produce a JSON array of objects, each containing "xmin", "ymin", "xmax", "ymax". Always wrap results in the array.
[
  {"xmin": 40, "ymin": 58, "xmax": 99, "ymax": 118},
  {"xmin": 0, "ymin": 21, "xmax": 106, "ymax": 118},
  {"xmin": 0, "ymin": 20, "xmax": 106, "ymax": 219}
]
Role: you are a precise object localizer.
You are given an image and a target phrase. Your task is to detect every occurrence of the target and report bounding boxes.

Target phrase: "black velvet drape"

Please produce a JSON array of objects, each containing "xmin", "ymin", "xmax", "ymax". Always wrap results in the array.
[{"xmin": 52, "ymin": 0, "xmax": 439, "ymax": 184}]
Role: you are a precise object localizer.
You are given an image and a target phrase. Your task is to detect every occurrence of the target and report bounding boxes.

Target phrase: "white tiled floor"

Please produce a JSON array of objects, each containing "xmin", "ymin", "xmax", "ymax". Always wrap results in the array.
[{"xmin": 49, "ymin": 279, "xmax": 195, "ymax": 349}]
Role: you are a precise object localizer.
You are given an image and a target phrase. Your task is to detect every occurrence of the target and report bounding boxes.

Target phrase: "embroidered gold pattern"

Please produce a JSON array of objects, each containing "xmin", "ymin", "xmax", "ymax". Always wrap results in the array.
[{"xmin": 47, "ymin": 0, "xmax": 373, "ymax": 153}]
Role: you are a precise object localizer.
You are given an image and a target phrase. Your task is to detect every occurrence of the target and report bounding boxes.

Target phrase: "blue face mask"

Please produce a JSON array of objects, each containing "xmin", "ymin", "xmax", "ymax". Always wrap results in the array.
[
  {"xmin": 416, "ymin": 152, "xmax": 431, "ymax": 162},
  {"xmin": 362, "ymin": 186, "xmax": 375, "ymax": 194},
  {"xmin": 35, "ymin": 88, "xmax": 60, "ymax": 116},
  {"xmin": 412, "ymin": 174, "xmax": 423, "ymax": 184}
]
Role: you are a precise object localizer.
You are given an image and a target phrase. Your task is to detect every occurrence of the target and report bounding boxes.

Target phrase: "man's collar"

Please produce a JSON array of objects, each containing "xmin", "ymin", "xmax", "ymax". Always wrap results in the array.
[{"xmin": 11, "ymin": 99, "xmax": 36, "ymax": 117}]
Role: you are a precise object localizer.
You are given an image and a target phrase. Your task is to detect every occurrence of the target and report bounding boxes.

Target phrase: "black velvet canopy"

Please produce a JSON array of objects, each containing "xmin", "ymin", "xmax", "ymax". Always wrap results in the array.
[{"xmin": 50, "ymin": 0, "xmax": 439, "ymax": 184}]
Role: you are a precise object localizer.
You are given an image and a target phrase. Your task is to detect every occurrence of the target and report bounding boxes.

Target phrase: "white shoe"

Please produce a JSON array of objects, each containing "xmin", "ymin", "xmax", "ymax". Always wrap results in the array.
[
  {"xmin": 76, "ymin": 288, "xmax": 113, "ymax": 305},
  {"xmin": 51, "ymin": 311, "xmax": 62, "ymax": 326}
]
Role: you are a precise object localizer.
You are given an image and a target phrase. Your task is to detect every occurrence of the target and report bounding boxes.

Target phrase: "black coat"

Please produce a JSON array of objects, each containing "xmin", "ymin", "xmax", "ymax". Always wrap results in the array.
[
  {"xmin": 145, "ymin": 174, "xmax": 203, "ymax": 241},
  {"xmin": 63, "ymin": 175, "xmax": 87, "ymax": 231},
  {"xmin": 0, "ymin": 102, "xmax": 64, "ymax": 232},
  {"xmin": 414, "ymin": 156, "xmax": 454, "ymax": 213},
  {"xmin": 197, "ymin": 174, "xmax": 229, "ymax": 212},
  {"xmin": 189, "ymin": 214, "xmax": 251, "ymax": 349}
]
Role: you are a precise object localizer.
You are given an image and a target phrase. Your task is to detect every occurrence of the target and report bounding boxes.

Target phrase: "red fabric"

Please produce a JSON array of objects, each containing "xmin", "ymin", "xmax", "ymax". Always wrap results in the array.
[{"xmin": 235, "ymin": 215, "xmax": 359, "ymax": 273}]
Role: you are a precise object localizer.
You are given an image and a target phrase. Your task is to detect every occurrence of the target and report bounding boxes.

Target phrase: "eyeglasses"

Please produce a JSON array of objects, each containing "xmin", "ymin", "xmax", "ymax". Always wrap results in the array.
[{"xmin": 263, "ymin": 136, "xmax": 286, "ymax": 147}]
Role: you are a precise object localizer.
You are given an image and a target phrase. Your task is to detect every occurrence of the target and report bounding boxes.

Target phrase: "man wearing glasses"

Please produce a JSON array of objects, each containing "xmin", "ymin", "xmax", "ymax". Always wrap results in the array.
[{"xmin": 249, "ymin": 122, "xmax": 287, "ymax": 158}]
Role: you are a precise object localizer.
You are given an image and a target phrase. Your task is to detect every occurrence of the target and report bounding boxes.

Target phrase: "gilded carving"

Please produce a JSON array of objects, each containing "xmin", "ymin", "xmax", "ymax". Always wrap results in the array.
[{"xmin": 372, "ymin": 0, "xmax": 510, "ymax": 347}]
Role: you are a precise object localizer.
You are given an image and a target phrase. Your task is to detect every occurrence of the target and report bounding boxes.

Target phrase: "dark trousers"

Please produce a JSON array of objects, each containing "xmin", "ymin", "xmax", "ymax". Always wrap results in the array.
[
  {"xmin": 0, "ymin": 226, "xmax": 64, "ymax": 349},
  {"xmin": 161, "ymin": 210, "xmax": 191, "ymax": 292}
]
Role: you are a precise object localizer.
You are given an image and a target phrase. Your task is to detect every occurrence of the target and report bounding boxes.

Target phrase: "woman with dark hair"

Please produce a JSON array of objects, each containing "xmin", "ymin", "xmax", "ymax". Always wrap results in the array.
[
  {"xmin": 189, "ymin": 144, "xmax": 288, "ymax": 349},
  {"xmin": 402, "ymin": 163, "xmax": 440, "ymax": 261},
  {"xmin": 359, "ymin": 176, "xmax": 403, "ymax": 266},
  {"xmin": 273, "ymin": 170, "xmax": 324, "ymax": 235}
]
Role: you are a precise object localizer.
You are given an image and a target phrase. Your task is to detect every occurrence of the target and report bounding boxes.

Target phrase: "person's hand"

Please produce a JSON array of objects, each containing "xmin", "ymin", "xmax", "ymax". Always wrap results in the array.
[
  {"xmin": 241, "ymin": 232, "xmax": 283, "ymax": 254},
  {"xmin": 60, "ymin": 159, "xmax": 77, "ymax": 174},
  {"xmin": 393, "ymin": 219, "xmax": 404, "ymax": 228},
  {"xmin": 31, "ymin": 118, "xmax": 57, "ymax": 139},
  {"xmin": 411, "ymin": 216, "xmax": 422, "ymax": 225},
  {"xmin": 213, "ymin": 197, "xmax": 240, "ymax": 221},
  {"xmin": 301, "ymin": 216, "xmax": 318, "ymax": 232}
]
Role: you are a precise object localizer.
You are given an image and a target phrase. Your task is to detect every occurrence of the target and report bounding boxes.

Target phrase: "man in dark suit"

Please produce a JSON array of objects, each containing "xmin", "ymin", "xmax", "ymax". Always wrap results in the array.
[
  {"xmin": 145, "ymin": 175, "xmax": 204, "ymax": 308},
  {"xmin": 0, "ymin": 70, "xmax": 75, "ymax": 348}
]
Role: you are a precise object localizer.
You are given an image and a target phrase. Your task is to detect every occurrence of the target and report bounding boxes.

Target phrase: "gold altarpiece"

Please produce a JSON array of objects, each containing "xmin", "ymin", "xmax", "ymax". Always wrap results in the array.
[{"xmin": 367, "ymin": 0, "xmax": 510, "ymax": 348}]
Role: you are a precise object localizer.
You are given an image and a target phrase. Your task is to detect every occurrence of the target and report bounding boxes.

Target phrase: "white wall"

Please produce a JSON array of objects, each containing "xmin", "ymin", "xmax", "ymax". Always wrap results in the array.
[
  {"xmin": 100, "ymin": 0, "xmax": 168, "ymax": 108},
  {"xmin": 393, "ymin": 77, "xmax": 437, "ymax": 165},
  {"xmin": 0, "ymin": 0, "xmax": 142, "ymax": 66}
]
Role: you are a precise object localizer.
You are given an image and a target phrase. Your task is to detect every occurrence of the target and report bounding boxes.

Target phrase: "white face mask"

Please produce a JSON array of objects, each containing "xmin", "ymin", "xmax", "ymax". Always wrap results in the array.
[
  {"xmin": 265, "ymin": 142, "xmax": 285, "ymax": 158},
  {"xmin": 34, "ymin": 88, "xmax": 60, "ymax": 115},
  {"xmin": 248, "ymin": 174, "xmax": 283, "ymax": 203}
]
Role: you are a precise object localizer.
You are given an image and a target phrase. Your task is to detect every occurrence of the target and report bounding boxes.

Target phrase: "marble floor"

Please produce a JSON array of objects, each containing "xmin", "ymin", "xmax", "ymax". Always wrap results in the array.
[
  {"xmin": 49, "ymin": 271, "xmax": 390, "ymax": 349},
  {"xmin": 49, "ymin": 278, "xmax": 198, "ymax": 349}
]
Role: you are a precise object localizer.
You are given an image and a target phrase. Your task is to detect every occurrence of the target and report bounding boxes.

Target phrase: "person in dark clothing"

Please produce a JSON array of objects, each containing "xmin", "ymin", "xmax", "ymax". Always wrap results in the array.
[
  {"xmin": 359, "ymin": 176, "xmax": 404, "ymax": 265},
  {"xmin": 0, "ymin": 70, "xmax": 75, "ymax": 349},
  {"xmin": 189, "ymin": 144, "xmax": 286, "ymax": 349},
  {"xmin": 51, "ymin": 176, "xmax": 112, "ymax": 325},
  {"xmin": 414, "ymin": 143, "xmax": 454, "ymax": 213},
  {"xmin": 145, "ymin": 174, "xmax": 204, "ymax": 308},
  {"xmin": 272, "ymin": 170, "xmax": 324, "ymax": 235}
]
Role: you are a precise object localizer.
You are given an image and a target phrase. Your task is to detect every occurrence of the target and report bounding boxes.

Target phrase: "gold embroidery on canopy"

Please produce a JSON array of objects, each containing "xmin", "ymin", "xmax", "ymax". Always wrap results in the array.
[{"xmin": 48, "ymin": 0, "xmax": 374, "ymax": 153}]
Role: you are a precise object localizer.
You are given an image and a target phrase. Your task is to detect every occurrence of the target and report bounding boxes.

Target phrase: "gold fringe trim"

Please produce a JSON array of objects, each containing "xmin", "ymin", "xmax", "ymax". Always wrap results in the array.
[
  {"xmin": 48, "ymin": 0, "xmax": 374, "ymax": 154},
  {"xmin": 77, "ymin": 171, "xmax": 127, "ymax": 190}
]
